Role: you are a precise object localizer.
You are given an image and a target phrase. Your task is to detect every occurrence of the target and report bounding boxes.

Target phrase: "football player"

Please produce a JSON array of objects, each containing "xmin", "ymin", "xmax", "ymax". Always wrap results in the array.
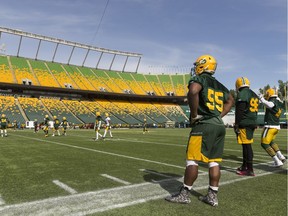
[
  {"xmin": 34, "ymin": 119, "xmax": 38, "ymax": 133},
  {"xmin": 165, "ymin": 55, "xmax": 234, "ymax": 206},
  {"xmin": 94, "ymin": 112, "xmax": 104, "ymax": 141},
  {"xmin": 103, "ymin": 113, "xmax": 113, "ymax": 139},
  {"xmin": 60, "ymin": 117, "xmax": 69, "ymax": 136},
  {"xmin": 43, "ymin": 114, "xmax": 50, "ymax": 137},
  {"xmin": 259, "ymin": 88, "xmax": 286, "ymax": 166},
  {"xmin": 52, "ymin": 116, "xmax": 61, "ymax": 136},
  {"xmin": 0, "ymin": 114, "xmax": 9, "ymax": 137},
  {"xmin": 234, "ymin": 77, "xmax": 259, "ymax": 176},
  {"xmin": 143, "ymin": 118, "xmax": 148, "ymax": 134}
]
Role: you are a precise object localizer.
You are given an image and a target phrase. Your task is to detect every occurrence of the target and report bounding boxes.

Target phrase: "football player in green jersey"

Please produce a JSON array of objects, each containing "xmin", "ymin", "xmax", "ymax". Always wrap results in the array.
[
  {"xmin": 52, "ymin": 116, "xmax": 61, "ymax": 136},
  {"xmin": 60, "ymin": 117, "xmax": 69, "ymax": 136},
  {"xmin": 0, "ymin": 114, "xmax": 9, "ymax": 137},
  {"xmin": 94, "ymin": 112, "xmax": 104, "ymax": 141},
  {"xmin": 234, "ymin": 77, "xmax": 259, "ymax": 176},
  {"xmin": 165, "ymin": 55, "xmax": 234, "ymax": 207},
  {"xmin": 43, "ymin": 114, "xmax": 50, "ymax": 137},
  {"xmin": 259, "ymin": 88, "xmax": 286, "ymax": 167}
]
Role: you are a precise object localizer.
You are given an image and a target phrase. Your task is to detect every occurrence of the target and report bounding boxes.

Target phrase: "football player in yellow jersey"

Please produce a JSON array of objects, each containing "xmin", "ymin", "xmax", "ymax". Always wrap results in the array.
[{"xmin": 0, "ymin": 114, "xmax": 9, "ymax": 137}]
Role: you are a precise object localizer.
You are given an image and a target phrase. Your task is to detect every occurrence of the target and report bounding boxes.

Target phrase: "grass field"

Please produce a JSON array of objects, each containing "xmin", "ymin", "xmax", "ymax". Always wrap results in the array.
[{"xmin": 0, "ymin": 127, "xmax": 286, "ymax": 216}]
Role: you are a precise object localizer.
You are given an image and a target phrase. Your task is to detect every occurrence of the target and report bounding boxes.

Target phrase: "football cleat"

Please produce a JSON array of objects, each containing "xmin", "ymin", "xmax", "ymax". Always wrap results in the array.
[
  {"xmin": 236, "ymin": 169, "xmax": 255, "ymax": 176},
  {"xmin": 272, "ymin": 160, "xmax": 283, "ymax": 168},
  {"xmin": 278, "ymin": 155, "xmax": 286, "ymax": 163},
  {"xmin": 165, "ymin": 186, "xmax": 191, "ymax": 204},
  {"xmin": 199, "ymin": 189, "xmax": 218, "ymax": 207}
]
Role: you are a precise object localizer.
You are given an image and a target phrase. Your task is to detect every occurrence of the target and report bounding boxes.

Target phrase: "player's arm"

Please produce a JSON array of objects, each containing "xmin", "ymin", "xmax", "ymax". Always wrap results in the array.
[
  {"xmin": 220, "ymin": 93, "xmax": 234, "ymax": 118},
  {"xmin": 187, "ymin": 81, "xmax": 202, "ymax": 119},
  {"xmin": 259, "ymin": 95, "xmax": 274, "ymax": 108}
]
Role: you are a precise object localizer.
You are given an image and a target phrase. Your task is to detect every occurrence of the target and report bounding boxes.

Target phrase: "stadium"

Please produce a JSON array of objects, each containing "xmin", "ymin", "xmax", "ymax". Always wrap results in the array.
[{"xmin": 0, "ymin": 26, "xmax": 287, "ymax": 216}]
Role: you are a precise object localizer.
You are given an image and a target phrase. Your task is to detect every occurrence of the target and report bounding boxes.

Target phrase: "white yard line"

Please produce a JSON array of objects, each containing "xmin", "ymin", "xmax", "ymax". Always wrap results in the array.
[
  {"xmin": 0, "ymin": 166, "xmax": 285, "ymax": 216},
  {"xmin": 13, "ymin": 134, "xmax": 185, "ymax": 170},
  {"xmin": 52, "ymin": 180, "xmax": 77, "ymax": 195},
  {"xmin": 100, "ymin": 174, "xmax": 131, "ymax": 185},
  {"xmin": 0, "ymin": 196, "xmax": 5, "ymax": 206}
]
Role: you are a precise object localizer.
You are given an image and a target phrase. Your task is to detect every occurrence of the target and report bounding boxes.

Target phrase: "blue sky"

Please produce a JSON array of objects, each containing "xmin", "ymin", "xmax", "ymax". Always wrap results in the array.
[{"xmin": 0, "ymin": 0, "xmax": 286, "ymax": 90}]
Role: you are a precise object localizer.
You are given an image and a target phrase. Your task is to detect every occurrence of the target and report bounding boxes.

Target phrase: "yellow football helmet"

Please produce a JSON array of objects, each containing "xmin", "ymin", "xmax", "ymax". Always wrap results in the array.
[
  {"xmin": 235, "ymin": 77, "xmax": 250, "ymax": 91},
  {"xmin": 193, "ymin": 55, "xmax": 217, "ymax": 75},
  {"xmin": 105, "ymin": 113, "xmax": 109, "ymax": 117},
  {"xmin": 45, "ymin": 114, "xmax": 49, "ymax": 118},
  {"xmin": 96, "ymin": 111, "xmax": 101, "ymax": 117},
  {"xmin": 63, "ymin": 117, "xmax": 66, "ymax": 120},
  {"xmin": 53, "ymin": 115, "xmax": 57, "ymax": 119},
  {"xmin": 1, "ymin": 114, "xmax": 5, "ymax": 118},
  {"xmin": 265, "ymin": 88, "xmax": 277, "ymax": 100}
]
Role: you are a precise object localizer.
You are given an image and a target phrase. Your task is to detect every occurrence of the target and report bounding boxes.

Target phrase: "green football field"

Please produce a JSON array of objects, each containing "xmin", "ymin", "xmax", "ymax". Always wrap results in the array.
[{"xmin": 0, "ymin": 128, "xmax": 286, "ymax": 216}]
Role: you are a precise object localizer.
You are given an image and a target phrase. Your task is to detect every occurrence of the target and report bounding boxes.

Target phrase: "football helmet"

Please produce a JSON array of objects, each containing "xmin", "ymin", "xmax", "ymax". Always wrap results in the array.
[
  {"xmin": 105, "ymin": 113, "xmax": 109, "ymax": 117},
  {"xmin": 96, "ymin": 111, "xmax": 101, "ymax": 116},
  {"xmin": 265, "ymin": 88, "xmax": 277, "ymax": 100},
  {"xmin": 53, "ymin": 115, "xmax": 57, "ymax": 119},
  {"xmin": 63, "ymin": 117, "xmax": 66, "ymax": 120},
  {"xmin": 45, "ymin": 114, "xmax": 49, "ymax": 118},
  {"xmin": 235, "ymin": 77, "xmax": 250, "ymax": 91},
  {"xmin": 1, "ymin": 114, "xmax": 5, "ymax": 118},
  {"xmin": 193, "ymin": 55, "xmax": 217, "ymax": 75}
]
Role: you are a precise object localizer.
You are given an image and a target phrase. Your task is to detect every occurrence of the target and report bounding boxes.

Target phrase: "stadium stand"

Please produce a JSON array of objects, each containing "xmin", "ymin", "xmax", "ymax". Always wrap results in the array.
[
  {"xmin": 9, "ymin": 56, "xmax": 39, "ymax": 86},
  {"xmin": 144, "ymin": 74, "xmax": 166, "ymax": 96},
  {"xmin": 17, "ymin": 96, "xmax": 48, "ymax": 122},
  {"xmin": 0, "ymin": 95, "xmax": 26, "ymax": 124},
  {"xmin": 40, "ymin": 97, "xmax": 83, "ymax": 124},
  {"xmin": 0, "ymin": 55, "xmax": 15, "ymax": 83},
  {"xmin": 29, "ymin": 59, "xmax": 60, "ymax": 88}
]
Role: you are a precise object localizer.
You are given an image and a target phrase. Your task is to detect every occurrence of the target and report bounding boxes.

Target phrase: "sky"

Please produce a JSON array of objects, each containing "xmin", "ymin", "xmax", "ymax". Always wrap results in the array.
[{"xmin": 0, "ymin": 0, "xmax": 287, "ymax": 91}]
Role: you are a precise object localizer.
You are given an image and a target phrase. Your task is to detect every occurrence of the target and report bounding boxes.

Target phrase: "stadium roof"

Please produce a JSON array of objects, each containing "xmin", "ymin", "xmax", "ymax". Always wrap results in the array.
[{"xmin": 0, "ymin": 27, "xmax": 142, "ymax": 72}]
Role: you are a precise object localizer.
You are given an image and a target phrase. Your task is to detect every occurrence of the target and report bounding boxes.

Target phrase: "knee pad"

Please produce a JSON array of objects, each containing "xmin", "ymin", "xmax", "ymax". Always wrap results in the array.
[
  {"xmin": 208, "ymin": 162, "xmax": 219, "ymax": 168},
  {"xmin": 186, "ymin": 160, "xmax": 198, "ymax": 167}
]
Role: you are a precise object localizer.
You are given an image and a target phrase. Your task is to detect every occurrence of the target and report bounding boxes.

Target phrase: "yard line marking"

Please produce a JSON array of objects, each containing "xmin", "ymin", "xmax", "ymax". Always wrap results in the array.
[
  {"xmin": 0, "ymin": 166, "xmax": 285, "ymax": 215},
  {"xmin": 0, "ymin": 195, "xmax": 5, "ymax": 205},
  {"xmin": 139, "ymin": 169, "xmax": 175, "ymax": 178},
  {"xmin": 68, "ymin": 134, "xmax": 277, "ymax": 156},
  {"xmin": 13, "ymin": 134, "xmax": 185, "ymax": 170},
  {"xmin": 100, "ymin": 174, "xmax": 131, "ymax": 185},
  {"xmin": 52, "ymin": 180, "xmax": 77, "ymax": 195}
]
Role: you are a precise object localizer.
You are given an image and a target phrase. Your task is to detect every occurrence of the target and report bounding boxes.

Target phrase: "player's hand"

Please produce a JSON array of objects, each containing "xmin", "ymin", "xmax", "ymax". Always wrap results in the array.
[
  {"xmin": 233, "ymin": 124, "xmax": 240, "ymax": 135},
  {"xmin": 190, "ymin": 115, "xmax": 203, "ymax": 125}
]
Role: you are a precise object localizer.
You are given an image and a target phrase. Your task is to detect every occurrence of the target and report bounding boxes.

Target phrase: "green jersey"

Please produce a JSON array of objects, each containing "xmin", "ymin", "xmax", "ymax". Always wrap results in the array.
[
  {"xmin": 0, "ymin": 117, "xmax": 8, "ymax": 127},
  {"xmin": 188, "ymin": 73, "xmax": 230, "ymax": 123},
  {"xmin": 54, "ymin": 118, "xmax": 60, "ymax": 128},
  {"xmin": 44, "ymin": 117, "xmax": 50, "ymax": 126},
  {"xmin": 235, "ymin": 87, "xmax": 259, "ymax": 126},
  {"xmin": 264, "ymin": 97, "xmax": 282, "ymax": 126}
]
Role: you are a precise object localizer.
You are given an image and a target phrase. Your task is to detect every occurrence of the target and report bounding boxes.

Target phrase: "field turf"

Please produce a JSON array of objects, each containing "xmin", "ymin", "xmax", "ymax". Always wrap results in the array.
[{"xmin": 0, "ymin": 128, "xmax": 286, "ymax": 215}]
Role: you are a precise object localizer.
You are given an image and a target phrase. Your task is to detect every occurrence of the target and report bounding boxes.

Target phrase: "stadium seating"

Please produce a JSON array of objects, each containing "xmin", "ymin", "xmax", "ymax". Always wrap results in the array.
[
  {"xmin": 9, "ymin": 56, "xmax": 39, "ymax": 86},
  {"xmin": 0, "ymin": 55, "xmax": 15, "ymax": 83},
  {"xmin": 0, "ymin": 95, "xmax": 25, "ymax": 124},
  {"xmin": 40, "ymin": 97, "xmax": 83, "ymax": 124},
  {"xmin": 17, "ymin": 96, "xmax": 47, "ymax": 122}
]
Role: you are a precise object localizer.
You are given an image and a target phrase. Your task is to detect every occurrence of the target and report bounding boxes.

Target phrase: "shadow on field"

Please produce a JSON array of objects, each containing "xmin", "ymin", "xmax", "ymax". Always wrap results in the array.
[
  {"xmin": 142, "ymin": 169, "xmax": 204, "ymax": 198},
  {"xmin": 142, "ymin": 169, "xmax": 183, "ymax": 194}
]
